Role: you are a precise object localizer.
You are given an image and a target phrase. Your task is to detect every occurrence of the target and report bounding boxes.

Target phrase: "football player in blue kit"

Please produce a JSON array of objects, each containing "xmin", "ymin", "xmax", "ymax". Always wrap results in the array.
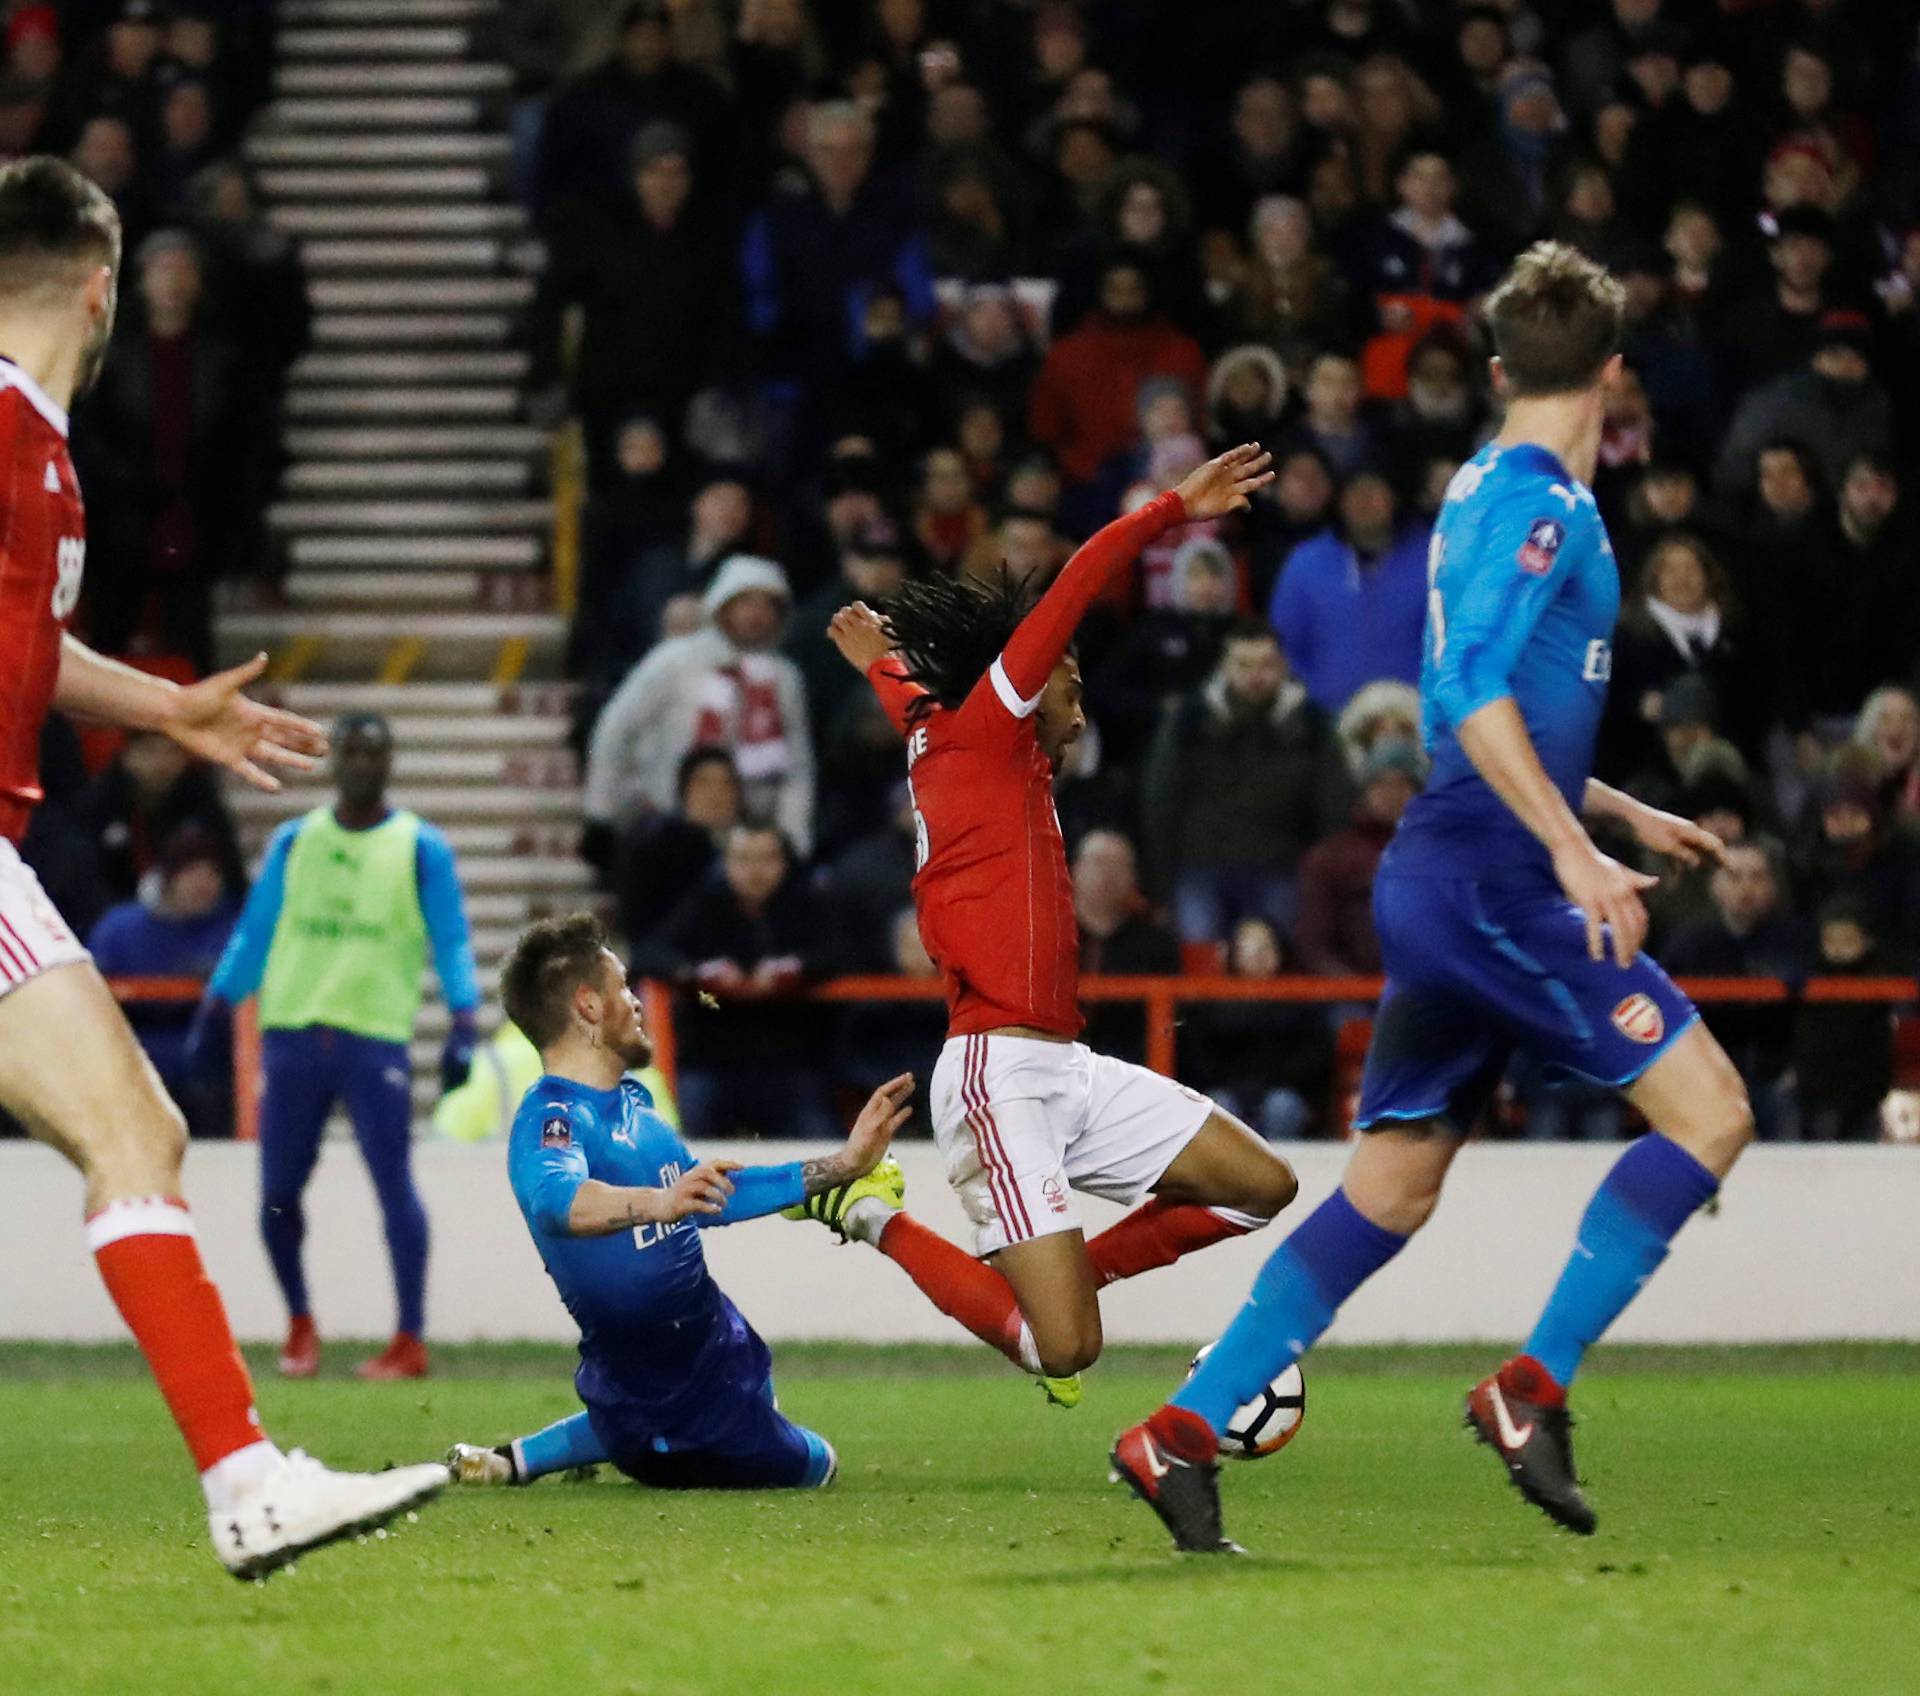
[
  {"xmin": 1113, "ymin": 243, "xmax": 1756, "ymax": 1551},
  {"xmin": 446, "ymin": 912, "xmax": 914, "ymax": 1492}
]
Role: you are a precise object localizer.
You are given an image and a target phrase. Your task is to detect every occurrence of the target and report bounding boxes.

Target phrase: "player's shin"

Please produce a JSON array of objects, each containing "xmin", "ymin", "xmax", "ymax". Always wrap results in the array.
[
  {"xmin": 1086, "ymin": 1200, "xmax": 1267, "ymax": 1288},
  {"xmin": 1522, "ymin": 1132, "xmax": 1719, "ymax": 1389},
  {"xmin": 872, "ymin": 1213, "xmax": 1035, "ymax": 1370},
  {"xmin": 86, "ymin": 1197, "xmax": 279, "ymax": 1502},
  {"xmin": 1170, "ymin": 1188, "xmax": 1406, "ymax": 1435},
  {"xmin": 511, "ymin": 1410, "xmax": 610, "ymax": 1482}
]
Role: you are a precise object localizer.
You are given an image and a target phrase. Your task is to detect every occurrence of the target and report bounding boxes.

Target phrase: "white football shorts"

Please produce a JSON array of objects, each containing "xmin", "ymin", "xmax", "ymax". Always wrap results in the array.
[
  {"xmin": 0, "ymin": 836, "xmax": 89, "ymax": 1000},
  {"xmin": 930, "ymin": 1032, "xmax": 1215, "ymax": 1257}
]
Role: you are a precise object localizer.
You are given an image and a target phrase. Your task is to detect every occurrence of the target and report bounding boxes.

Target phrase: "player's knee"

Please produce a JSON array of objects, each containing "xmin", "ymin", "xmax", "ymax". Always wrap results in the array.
[
  {"xmin": 1247, "ymin": 1152, "xmax": 1299, "ymax": 1219},
  {"xmin": 86, "ymin": 1097, "xmax": 188, "ymax": 1198},
  {"xmin": 1693, "ymin": 1078, "xmax": 1755, "ymax": 1172},
  {"xmin": 1034, "ymin": 1311, "xmax": 1103, "ymax": 1376}
]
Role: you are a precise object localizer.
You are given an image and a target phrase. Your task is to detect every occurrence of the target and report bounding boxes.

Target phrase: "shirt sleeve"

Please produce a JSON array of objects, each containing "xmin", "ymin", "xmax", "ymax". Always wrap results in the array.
[
  {"xmin": 993, "ymin": 491, "xmax": 1186, "ymax": 709},
  {"xmin": 205, "ymin": 821, "xmax": 297, "ymax": 1002},
  {"xmin": 415, "ymin": 823, "xmax": 480, "ymax": 1013},
  {"xmin": 865, "ymin": 658, "xmax": 927, "ymax": 736},
  {"xmin": 696, "ymin": 1160, "xmax": 806, "ymax": 1228},
  {"xmin": 1428, "ymin": 485, "xmax": 1579, "ymax": 727},
  {"xmin": 508, "ymin": 1104, "xmax": 592, "ymax": 1235}
]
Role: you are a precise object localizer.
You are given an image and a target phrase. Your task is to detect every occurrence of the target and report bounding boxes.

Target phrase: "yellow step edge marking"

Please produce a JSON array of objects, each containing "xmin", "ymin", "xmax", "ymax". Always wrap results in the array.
[
  {"xmin": 268, "ymin": 635, "xmax": 326, "ymax": 683},
  {"xmin": 492, "ymin": 635, "xmax": 529, "ymax": 686},
  {"xmin": 379, "ymin": 636, "xmax": 425, "ymax": 685}
]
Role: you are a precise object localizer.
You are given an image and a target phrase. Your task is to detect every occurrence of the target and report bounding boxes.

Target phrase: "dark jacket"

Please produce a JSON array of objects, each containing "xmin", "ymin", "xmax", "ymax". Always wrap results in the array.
[
  {"xmin": 1791, "ymin": 945, "xmax": 1900, "ymax": 1136},
  {"xmin": 1294, "ymin": 813, "xmax": 1395, "ymax": 975},
  {"xmin": 634, "ymin": 874, "xmax": 836, "ymax": 1070},
  {"xmin": 1665, "ymin": 909, "xmax": 1811, "ymax": 1084},
  {"xmin": 1142, "ymin": 676, "xmax": 1350, "ymax": 892}
]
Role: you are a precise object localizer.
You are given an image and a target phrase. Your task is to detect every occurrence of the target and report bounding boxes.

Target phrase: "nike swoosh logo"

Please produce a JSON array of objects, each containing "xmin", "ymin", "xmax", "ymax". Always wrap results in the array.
[
  {"xmin": 1487, "ymin": 1382, "xmax": 1533, "ymax": 1449},
  {"xmin": 1140, "ymin": 1444, "xmax": 1169, "ymax": 1480}
]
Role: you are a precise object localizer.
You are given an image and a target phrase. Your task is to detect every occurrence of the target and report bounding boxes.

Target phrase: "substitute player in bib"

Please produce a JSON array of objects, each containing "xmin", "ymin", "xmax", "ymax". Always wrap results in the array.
[
  {"xmin": 445, "ymin": 913, "xmax": 912, "ymax": 1491},
  {"xmin": 0, "ymin": 156, "xmax": 445, "ymax": 1577},
  {"xmin": 814, "ymin": 447, "xmax": 1299, "ymax": 1404},
  {"xmin": 1113, "ymin": 244, "xmax": 1752, "ymax": 1553},
  {"xmin": 194, "ymin": 711, "xmax": 480, "ymax": 1381}
]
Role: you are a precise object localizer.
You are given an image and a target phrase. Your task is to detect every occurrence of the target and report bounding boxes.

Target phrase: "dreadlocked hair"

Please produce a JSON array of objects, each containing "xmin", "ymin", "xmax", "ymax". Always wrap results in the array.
[{"xmin": 882, "ymin": 566, "xmax": 1034, "ymax": 725}]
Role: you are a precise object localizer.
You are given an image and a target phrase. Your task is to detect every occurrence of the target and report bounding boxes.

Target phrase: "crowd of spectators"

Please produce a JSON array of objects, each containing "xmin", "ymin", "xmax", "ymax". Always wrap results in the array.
[
  {"xmin": 535, "ymin": 0, "xmax": 1920, "ymax": 1143},
  {"xmin": 0, "ymin": 2, "xmax": 292, "ymax": 1136}
]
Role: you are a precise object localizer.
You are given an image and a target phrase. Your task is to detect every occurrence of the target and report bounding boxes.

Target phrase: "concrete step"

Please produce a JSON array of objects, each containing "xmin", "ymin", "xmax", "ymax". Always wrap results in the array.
[
  {"xmin": 219, "ymin": 606, "xmax": 564, "ymax": 644},
  {"xmin": 289, "ymin": 533, "xmax": 543, "ymax": 569},
  {"xmin": 232, "ymin": 783, "xmax": 583, "ymax": 823},
  {"xmin": 284, "ymin": 459, "xmax": 534, "ymax": 493},
  {"xmin": 248, "ymin": 137, "xmax": 510, "ymax": 173},
  {"xmin": 267, "ymin": 95, "xmax": 482, "ymax": 128},
  {"xmin": 262, "ymin": 166, "xmax": 491, "ymax": 200},
  {"xmin": 311, "ymin": 311, "xmax": 513, "ymax": 345},
  {"xmin": 376, "ymin": 713, "xmax": 571, "ymax": 746},
  {"xmin": 277, "ymin": 26, "xmax": 470, "ymax": 57},
  {"xmin": 280, "ymin": 0, "xmax": 498, "ymax": 22},
  {"xmin": 269, "ymin": 497, "xmax": 548, "ymax": 531},
  {"xmin": 298, "ymin": 237, "xmax": 508, "ymax": 272},
  {"xmin": 309, "ymin": 276, "xmax": 533, "ymax": 310},
  {"xmin": 276, "ymin": 61, "xmax": 510, "ymax": 95},
  {"xmin": 292, "ymin": 349, "xmax": 529, "ymax": 384},
  {"xmin": 287, "ymin": 386, "xmax": 521, "ymax": 419},
  {"xmin": 277, "ymin": 569, "xmax": 485, "ymax": 605},
  {"xmin": 284, "ymin": 424, "xmax": 545, "ymax": 457},
  {"xmin": 271, "ymin": 203, "xmax": 525, "ymax": 236},
  {"xmin": 273, "ymin": 682, "xmax": 573, "ymax": 717}
]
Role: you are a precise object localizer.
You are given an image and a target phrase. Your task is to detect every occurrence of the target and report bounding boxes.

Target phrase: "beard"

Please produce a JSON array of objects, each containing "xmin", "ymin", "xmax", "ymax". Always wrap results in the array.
[{"xmin": 613, "ymin": 1030, "xmax": 654, "ymax": 1070}]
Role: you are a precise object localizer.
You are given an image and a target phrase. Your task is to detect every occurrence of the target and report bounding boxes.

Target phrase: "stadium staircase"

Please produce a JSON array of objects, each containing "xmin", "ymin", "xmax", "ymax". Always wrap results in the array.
[{"xmin": 221, "ymin": 0, "xmax": 591, "ymax": 1111}]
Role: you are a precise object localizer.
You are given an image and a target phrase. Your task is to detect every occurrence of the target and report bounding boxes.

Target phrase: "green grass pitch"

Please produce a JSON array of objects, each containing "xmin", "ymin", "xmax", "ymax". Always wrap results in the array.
[{"xmin": 2, "ymin": 1343, "xmax": 1916, "ymax": 1696}]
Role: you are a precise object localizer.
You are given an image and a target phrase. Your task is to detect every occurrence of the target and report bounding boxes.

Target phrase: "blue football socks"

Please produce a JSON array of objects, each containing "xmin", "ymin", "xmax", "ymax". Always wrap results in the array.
[
  {"xmin": 1525, "ymin": 1132, "xmax": 1719, "ymax": 1388},
  {"xmin": 1173, "ymin": 1188, "xmax": 1407, "ymax": 1436},
  {"xmin": 513, "ymin": 1410, "xmax": 610, "ymax": 1482}
]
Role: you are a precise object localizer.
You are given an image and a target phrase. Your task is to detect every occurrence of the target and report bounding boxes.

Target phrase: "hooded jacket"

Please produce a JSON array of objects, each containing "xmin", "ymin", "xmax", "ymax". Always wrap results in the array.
[{"xmin": 584, "ymin": 555, "xmax": 816, "ymax": 853}]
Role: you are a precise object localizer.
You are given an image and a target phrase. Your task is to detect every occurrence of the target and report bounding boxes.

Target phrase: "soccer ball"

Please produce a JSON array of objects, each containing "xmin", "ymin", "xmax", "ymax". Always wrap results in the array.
[{"xmin": 1185, "ymin": 1343, "xmax": 1306, "ymax": 1460}]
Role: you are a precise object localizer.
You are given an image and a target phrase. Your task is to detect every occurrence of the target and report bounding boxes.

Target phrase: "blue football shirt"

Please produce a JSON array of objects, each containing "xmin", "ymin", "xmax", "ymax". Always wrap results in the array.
[{"xmin": 1387, "ymin": 439, "xmax": 1619, "ymax": 878}]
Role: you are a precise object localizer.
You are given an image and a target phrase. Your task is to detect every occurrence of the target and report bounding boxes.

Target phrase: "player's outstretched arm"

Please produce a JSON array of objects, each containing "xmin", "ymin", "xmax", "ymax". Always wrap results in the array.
[
  {"xmin": 801, "ymin": 1072, "xmax": 914, "ymax": 1193},
  {"xmin": 1584, "ymin": 779, "xmax": 1730, "ymax": 870},
  {"xmin": 996, "ymin": 444, "xmax": 1273, "ymax": 702},
  {"xmin": 830, "ymin": 602, "xmax": 925, "ymax": 734},
  {"xmin": 1457, "ymin": 699, "xmax": 1656, "ymax": 967},
  {"xmin": 563, "ymin": 1160, "xmax": 744, "ymax": 1237},
  {"xmin": 55, "ymin": 639, "xmax": 327, "ymax": 791}
]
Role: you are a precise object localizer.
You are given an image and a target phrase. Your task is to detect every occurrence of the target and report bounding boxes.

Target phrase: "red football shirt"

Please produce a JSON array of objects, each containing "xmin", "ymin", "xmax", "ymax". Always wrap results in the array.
[
  {"xmin": 867, "ymin": 492, "xmax": 1185, "ymax": 1039},
  {"xmin": 0, "ymin": 359, "xmax": 86, "ymax": 843}
]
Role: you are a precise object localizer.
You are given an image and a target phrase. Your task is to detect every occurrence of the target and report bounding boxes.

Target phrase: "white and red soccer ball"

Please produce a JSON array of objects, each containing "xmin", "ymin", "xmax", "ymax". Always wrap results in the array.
[{"xmin": 1185, "ymin": 1344, "xmax": 1307, "ymax": 1460}]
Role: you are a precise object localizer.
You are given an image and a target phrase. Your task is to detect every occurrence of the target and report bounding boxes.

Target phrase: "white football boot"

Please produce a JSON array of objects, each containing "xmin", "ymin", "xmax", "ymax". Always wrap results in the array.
[
  {"xmin": 210, "ymin": 1449, "xmax": 449, "ymax": 1580},
  {"xmin": 445, "ymin": 1442, "xmax": 517, "ymax": 1486}
]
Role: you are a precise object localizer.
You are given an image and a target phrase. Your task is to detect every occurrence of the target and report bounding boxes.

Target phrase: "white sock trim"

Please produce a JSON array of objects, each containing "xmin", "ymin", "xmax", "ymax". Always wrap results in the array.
[
  {"xmin": 1207, "ymin": 1205, "xmax": 1270, "ymax": 1233},
  {"xmin": 509, "ymin": 1438, "xmax": 530, "ymax": 1485},
  {"xmin": 86, "ymin": 1197, "xmax": 194, "ymax": 1252},
  {"xmin": 843, "ymin": 1195, "xmax": 895, "ymax": 1247},
  {"xmin": 1014, "ymin": 1321, "xmax": 1043, "ymax": 1376}
]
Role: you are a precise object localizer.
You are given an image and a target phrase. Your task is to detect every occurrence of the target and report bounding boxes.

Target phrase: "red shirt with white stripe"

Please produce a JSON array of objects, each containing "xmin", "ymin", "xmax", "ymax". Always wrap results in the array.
[
  {"xmin": 0, "ymin": 358, "xmax": 84, "ymax": 844},
  {"xmin": 866, "ymin": 492, "xmax": 1186, "ymax": 1039}
]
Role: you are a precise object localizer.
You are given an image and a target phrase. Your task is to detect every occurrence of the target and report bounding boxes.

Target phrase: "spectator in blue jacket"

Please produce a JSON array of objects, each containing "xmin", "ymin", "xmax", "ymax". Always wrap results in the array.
[
  {"xmin": 88, "ymin": 825, "xmax": 240, "ymax": 1135},
  {"xmin": 1268, "ymin": 468, "xmax": 1430, "ymax": 714},
  {"xmin": 739, "ymin": 101, "xmax": 934, "ymax": 456}
]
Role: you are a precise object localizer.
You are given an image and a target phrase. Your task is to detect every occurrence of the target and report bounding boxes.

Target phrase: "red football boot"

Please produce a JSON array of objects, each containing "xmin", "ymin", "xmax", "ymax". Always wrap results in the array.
[
  {"xmin": 1464, "ymin": 1354, "xmax": 1596, "ymax": 1535},
  {"xmin": 355, "ymin": 1332, "xmax": 429, "ymax": 1381},
  {"xmin": 1109, "ymin": 1409, "xmax": 1242, "ymax": 1554},
  {"xmin": 277, "ymin": 1314, "xmax": 320, "ymax": 1379}
]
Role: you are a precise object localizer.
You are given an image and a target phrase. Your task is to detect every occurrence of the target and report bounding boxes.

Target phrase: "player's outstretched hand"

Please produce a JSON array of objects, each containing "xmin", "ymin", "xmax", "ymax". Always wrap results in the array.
[
  {"xmin": 1551, "ymin": 838, "xmax": 1658, "ymax": 968},
  {"xmin": 1621, "ymin": 802, "xmax": 1730, "ymax": 870},
  {"xmin": 660, "ymin": 1159, "xmax": 744, "ymax": 1223},
  {"xmin": 845, "ymin": 1072, "xmax": 916, "ymax": 1176},
  {"xmin": 163, "ymin": 653, "xmax": 329, "ymax": 792},
  {"xmin": 1173, "ymin": 443, "xmax": 1275, "ymax": 520},
  {"xmin": 828, "ymin": 601, "xmax": 893, "ymax": 673}
]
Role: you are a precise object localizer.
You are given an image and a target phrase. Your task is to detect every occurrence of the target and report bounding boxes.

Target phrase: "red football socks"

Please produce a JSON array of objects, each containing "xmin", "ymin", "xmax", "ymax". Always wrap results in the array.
[
  {"xmin": 1086, "ymin": 1200, "xmax": 1258, "ymax": 1288},
  {"xmin": 87, "ymin": 1197, "xmax": 267, "ymax": 1472},
  {"xmin": 875, "ymin": 1213, "xmax": 1029, "ymax": 1366}
]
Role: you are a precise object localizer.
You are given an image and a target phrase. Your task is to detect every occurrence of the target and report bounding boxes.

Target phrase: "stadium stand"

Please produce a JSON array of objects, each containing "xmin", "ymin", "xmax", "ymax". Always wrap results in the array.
[{"xmin": 18, "ymin": 0, "xmax": 1920, "ymax": 1142}]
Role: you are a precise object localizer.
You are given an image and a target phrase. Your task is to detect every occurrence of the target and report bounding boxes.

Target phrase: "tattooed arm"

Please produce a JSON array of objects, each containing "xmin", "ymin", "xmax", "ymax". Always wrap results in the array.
[{"xmin": 563, "ymin": 1162, "xmax": 742, "ymax": 1237}]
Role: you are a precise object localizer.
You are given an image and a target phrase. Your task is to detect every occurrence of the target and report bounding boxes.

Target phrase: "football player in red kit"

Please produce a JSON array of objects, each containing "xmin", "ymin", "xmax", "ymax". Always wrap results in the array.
[
  {"xmin": 0, "ymin": 157, "xmax": 446, "ymax": 1576},
  {"xmin": 806, "ymin": 446, "xmax": 1300, "ymax": 1404}
]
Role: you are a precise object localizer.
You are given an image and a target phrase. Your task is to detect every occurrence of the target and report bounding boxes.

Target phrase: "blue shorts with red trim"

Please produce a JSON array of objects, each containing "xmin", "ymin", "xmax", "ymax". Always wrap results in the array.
[{"xmin": 1354, "ymin": 869, "xmax": 1698, "ymax": 1132}]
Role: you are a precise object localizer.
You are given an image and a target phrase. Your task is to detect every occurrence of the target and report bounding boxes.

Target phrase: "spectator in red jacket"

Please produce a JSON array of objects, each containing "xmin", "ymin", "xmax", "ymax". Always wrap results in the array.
[
  {"xmin": 1293, "ymin": 743, "xmax": 1423, "ymax": 976},
  {"xmin": 1027, "ymin": 257, "xmax": 1206, "ymax": 529}
]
